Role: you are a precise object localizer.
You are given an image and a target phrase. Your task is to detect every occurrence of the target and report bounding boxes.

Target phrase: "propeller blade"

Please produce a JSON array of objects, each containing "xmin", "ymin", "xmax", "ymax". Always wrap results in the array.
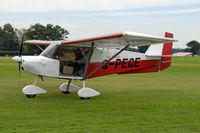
[
  {"xmin": 18, "ymin": 37, "xmax": 24, "ymax": 72},
  {"xmin": 19, "ymin": 37, "xmax": 24, "ymax": 57}
]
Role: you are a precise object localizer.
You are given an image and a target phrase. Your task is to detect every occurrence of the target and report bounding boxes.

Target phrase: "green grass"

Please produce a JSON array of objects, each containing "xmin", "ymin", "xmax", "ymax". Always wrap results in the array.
[{"xmin": 0, "ymin": 56, "xmax": 200, "ymax": 133}]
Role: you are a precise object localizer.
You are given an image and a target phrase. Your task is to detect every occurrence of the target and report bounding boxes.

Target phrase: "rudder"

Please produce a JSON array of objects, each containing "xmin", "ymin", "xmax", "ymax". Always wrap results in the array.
[{"xmin": 160, "ymin": 32, "xmax": 173, "ymax": 71}]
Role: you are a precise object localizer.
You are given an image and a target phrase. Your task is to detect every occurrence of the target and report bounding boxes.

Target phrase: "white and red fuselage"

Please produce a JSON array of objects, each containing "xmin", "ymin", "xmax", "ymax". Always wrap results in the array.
[
  {"xmin": 12, "ymin": 31, "xmax": 176, "ymax": 99},
  {"xmin": 15, "ymin": 47, "xmax": 171, "ymax": 80}
]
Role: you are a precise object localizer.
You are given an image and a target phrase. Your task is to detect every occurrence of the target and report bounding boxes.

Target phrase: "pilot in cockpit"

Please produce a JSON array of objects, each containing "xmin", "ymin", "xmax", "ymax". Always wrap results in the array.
[{"xmin": 68, "ymin": 48, "xmax": 88, "ymax": 76}]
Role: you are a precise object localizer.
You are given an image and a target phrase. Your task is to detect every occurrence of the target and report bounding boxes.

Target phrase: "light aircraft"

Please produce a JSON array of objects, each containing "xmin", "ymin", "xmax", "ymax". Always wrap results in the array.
[{"xmin": 12, "ymin": 32, "xmax": 177, "ymax": 99}]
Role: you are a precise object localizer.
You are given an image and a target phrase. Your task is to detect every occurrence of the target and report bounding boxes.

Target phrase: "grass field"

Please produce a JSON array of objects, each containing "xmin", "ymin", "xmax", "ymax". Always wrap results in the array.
[{"xmin": 0, "ymin": 56, "xmax": 200, "ymax": 133}]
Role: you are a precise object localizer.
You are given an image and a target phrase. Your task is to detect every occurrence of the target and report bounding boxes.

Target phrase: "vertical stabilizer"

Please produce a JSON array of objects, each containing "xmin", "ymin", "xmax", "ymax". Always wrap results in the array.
[{"xmin": 160, "ymin": 32, "xmax": 173, "ymax": 71}]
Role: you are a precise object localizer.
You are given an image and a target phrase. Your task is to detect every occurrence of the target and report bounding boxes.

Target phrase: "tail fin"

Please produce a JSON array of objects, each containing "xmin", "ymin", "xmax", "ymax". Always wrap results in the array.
[
  {"xmin": 160, "ymin": 32, "xmax": 173, "ymax": 71},
  {"xmin": 145, "ymin": 32, "xmax": 174, "ymax": 71}
]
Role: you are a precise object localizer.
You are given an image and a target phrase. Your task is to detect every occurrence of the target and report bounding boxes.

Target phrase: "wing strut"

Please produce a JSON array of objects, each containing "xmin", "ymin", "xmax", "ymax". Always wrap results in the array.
[
  {"xmin": 35, "ymin": 44, "xmax": 44, "ymax": 52},
  {"xmin": 85, "ymin": 44, "xmax": 130, "ymax": 79}
]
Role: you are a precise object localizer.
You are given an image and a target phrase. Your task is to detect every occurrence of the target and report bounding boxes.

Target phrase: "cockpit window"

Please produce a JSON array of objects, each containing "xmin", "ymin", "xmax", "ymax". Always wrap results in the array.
[
  {"xmin": 56, "ymin": 45, "xmax": 90, "ymax": 77},
  {"xmin": 40, "ymin": 42, "xmax": 59, "ymax": 58}
]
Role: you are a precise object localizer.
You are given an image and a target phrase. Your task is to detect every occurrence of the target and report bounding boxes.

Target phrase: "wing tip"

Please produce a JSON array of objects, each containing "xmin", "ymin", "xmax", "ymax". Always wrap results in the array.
[
  {"xmin": 24, "ymin": 40, "xmax": 52, "ymax": 45},
  {"xmin": 123, "ymin": 31, "xmax": 178, "ymax": 42}
]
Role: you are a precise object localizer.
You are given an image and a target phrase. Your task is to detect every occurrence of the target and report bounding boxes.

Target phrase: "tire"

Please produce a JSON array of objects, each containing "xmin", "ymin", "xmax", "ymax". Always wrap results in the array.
[
  {"xmin": 26, "ymin": 94, "xmax": 36, "ymax": 98},
  {"xmin": 62, "ymin": 91, "xmax": 70, "ymax": 94},
  {"xmin": 80, "ymin": 97, "xmax": 90, "ymax": 100}
]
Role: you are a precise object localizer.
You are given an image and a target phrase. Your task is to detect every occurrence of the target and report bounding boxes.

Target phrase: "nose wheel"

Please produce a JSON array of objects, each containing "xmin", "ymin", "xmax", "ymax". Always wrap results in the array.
[{"xmin": 22, "ymin": 76, "xmax": 47, "ymax": 98}]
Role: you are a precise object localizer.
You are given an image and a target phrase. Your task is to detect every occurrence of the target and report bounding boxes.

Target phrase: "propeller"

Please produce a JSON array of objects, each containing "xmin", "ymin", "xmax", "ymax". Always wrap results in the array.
[
  {"xmin": 13, "ymin": 37, "xmax": 24, "ymax": 72},
  {"xmin": 18, "ymin": 37, "xmax": 24, "ymax": 72},
  {"xmin": 19, "ymin": 37, "xmax": 23, "ymax": 57}
]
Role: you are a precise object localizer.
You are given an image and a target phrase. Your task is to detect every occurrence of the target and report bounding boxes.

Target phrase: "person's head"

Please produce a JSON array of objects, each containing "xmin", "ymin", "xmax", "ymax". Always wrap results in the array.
[{"xmin": 74, "ymin": 48, "xmax": 82, "ymax": 57}]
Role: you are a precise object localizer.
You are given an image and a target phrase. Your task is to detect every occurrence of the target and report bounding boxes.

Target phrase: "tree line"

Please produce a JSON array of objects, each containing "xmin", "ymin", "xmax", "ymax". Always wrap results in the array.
[
  {"xmin": 0, "ymin": 23, "xmax": 200, "ymax": 56},
  {"xmin": 0, "ymin": 23, "xmax": 69, "ymax": 55}
]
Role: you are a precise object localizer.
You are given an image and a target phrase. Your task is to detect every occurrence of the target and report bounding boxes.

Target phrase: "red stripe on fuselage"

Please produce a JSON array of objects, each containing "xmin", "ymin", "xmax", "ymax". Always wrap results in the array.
[{"xmin": 86, "ymin": 59, "xmax": 161, "ymax": 79}]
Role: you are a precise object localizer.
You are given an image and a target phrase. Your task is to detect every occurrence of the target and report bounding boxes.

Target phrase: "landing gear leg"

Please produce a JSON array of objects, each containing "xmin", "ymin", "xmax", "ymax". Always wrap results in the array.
[{"xmin": 61, "ymin": 79, "xmax": 72, "ymax": 94}]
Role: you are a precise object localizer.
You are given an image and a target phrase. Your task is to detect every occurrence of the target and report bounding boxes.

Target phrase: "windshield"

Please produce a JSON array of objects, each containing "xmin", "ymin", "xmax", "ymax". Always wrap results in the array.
[{"xmin": 40, "ymin": 42, "xmax": 60, "ymax": 58}]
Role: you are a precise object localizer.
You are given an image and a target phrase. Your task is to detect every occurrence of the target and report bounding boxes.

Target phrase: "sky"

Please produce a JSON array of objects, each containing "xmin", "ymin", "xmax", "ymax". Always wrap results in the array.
[{"xmin": 0, "ymin": 0, "xmax": 200, "ymax": 48}]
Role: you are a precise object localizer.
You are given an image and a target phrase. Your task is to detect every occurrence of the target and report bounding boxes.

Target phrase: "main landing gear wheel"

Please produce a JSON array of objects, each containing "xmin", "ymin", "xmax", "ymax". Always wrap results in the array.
[
  {"xmin": 61, "ymin": 91, "xmax": 70, "ymax": 94},
  {"xmin": 80, "ymin": 97, "xmax": 90, "ymax": 100},
  {"xmin": 78, "ymin": 81, "xmax": 100, "ymax": 100},
  {"xmin": 60, "ymin": 81, "xmax": 80, "ymax": 95},
  {"xmin": 26, "ymin": 94, "xmax": 36, "ymax": 98}
]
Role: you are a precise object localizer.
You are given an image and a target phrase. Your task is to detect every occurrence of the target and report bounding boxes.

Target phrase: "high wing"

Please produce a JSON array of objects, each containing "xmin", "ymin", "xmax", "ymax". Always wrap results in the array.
[
  {"xmin": 24, "ymin": 32, "xmax": 177, "ymax": 48},
  {"xmin": 61, "ymin": 32, "xmax": 177, "ymax": 48}
]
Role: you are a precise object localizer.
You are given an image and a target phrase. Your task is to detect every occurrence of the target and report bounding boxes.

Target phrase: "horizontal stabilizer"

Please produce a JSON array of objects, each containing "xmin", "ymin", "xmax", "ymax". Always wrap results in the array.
[{"xmin": 145, "ymin": 44, "xmax": 163, "ymax": 56}]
